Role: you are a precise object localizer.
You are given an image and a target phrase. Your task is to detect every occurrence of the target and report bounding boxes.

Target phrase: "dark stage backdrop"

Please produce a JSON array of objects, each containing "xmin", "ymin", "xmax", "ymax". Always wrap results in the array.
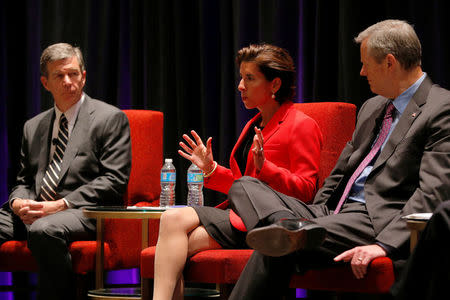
[
  {"xmin": 1, "ymin": 0, "xmax": 450, "ymax": 207},
  {"xmin": 2, "ymin": 0, "xmax": 450, "ymax": 297}
]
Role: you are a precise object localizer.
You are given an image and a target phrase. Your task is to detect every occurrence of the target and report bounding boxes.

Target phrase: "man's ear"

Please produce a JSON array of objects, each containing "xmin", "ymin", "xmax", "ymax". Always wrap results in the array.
[
  {"xmin": 40, "ymin": 76, "xmax": 50, "ymax": 91},
  {"xmin": 386, "ymin": 54, "xmax": 396, "ymax": 68},
  {"xmin": 81, "ymin": 70, "xmax": 86, "ymax": 86}
]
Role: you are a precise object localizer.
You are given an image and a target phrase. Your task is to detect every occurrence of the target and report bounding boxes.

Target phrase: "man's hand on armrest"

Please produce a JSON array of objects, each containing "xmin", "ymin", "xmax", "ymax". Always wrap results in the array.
[{"xmin": 334, "ymin": 244, "xmax": 387, "ymax": 279}]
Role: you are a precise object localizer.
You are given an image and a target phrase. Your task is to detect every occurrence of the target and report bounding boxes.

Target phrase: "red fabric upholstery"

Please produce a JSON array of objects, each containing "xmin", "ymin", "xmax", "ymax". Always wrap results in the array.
[
  {"xmin": 293, "ymin": 102, "xmax": 356, "ymax": 186},
  {"xmin": 289, "ymin": 256, "xmax": 395, "ymax": 293},
  {"xmin": 141, "ymin": 248, "xmax": 394, "ymax": 293},
  {"xmin": 0, "ymin": 241, "xmax": 37, "ymax": 271},
  {"xmin": 0, "ymin": 109, "xmax": 163, "ymax": 276},
  {"xmin": 141, "ymin": 102, "xmax": 395, "ymax": 294}
]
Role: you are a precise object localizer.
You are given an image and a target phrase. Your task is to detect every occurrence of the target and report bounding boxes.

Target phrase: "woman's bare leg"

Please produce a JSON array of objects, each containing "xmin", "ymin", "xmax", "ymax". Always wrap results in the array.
[
  {"xmin": 171, "ymin": 273, "xmax": 184, "ymax": 300},
  {"xmin": 153, "ymin": 207, "xmax": 221, "ymax": 300},
  {"xmin": 171, "ymin": 226, "xmax": 222, "ymax": 299},
  {"xmin": 153, "ymin": 207, "xmax": 199, "ymax": 300},
  {"xmin": 187, "ymin": 225, "xmax": 222, "ymax": 257}
]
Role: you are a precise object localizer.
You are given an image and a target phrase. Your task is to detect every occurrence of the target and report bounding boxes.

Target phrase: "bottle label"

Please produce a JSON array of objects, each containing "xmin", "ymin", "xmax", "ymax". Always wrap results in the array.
[
  {"xmin": 161, "ymin": 172, "xmax": 176, "ymax": 182},
  {"xmin": 187, "ymin": 173, "xmax": 203, "ymax": 183}
]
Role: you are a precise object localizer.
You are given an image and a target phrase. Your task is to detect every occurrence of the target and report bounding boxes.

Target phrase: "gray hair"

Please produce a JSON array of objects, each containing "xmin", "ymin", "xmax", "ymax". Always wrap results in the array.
[
  {"xmin": 354, "ymin": 20, "xmax": 421, "ymax": 70},
  {"xmin": 40, "ymin": 43, "xmax": 85, "ymax": 77}
]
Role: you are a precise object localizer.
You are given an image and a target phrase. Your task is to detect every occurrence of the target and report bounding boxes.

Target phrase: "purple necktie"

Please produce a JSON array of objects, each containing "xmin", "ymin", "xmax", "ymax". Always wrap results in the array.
[{"xmin": 334, "ymin": 103, "xmax": 395, "ymax": 214}]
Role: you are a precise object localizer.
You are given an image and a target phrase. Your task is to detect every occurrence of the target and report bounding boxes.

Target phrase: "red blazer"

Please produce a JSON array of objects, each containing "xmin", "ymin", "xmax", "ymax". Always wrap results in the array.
[{"xmin": 205, "ymin": 102, "xmax": 323, "ymax": 218}]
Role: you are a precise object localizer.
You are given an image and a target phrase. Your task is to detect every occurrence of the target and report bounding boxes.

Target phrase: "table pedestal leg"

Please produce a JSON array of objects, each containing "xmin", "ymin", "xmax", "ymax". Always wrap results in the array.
[{"xmin": 95, "ymin": 217, "xmax": 105, "ymax": 289}]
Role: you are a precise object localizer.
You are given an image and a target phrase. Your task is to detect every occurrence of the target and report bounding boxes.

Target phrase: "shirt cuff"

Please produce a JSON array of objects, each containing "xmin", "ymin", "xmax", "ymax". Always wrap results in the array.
[
  {"xmin": 376, "ymin": 242, "xmax": 395, "ymax": 256},
  {"xmin": 9, "ymin": 198, "xmax": 18, "ymax": 210},
  {"xmin": 63, "ymin": 198, "xmax": 71, "ymax": 208}
]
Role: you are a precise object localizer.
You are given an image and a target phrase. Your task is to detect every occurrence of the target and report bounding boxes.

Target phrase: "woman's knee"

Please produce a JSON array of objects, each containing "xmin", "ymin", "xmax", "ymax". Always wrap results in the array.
[{"xmin": 159, "ymin": 207, "xmax": 199, "ymax": 235}]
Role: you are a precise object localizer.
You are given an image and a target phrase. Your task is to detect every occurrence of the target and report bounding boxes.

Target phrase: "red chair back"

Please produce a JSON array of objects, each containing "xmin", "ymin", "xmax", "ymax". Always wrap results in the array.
[
  {"xmin": 100, "ymin": 109, "xmax": 163, "ymax": 271},
  {"xmin": 294, "ymin": 102, "xmax": 356, "ymax": 187},
  {"xmin": 123, "ymin": 110, "xmax": 163, "ymax": 205}
]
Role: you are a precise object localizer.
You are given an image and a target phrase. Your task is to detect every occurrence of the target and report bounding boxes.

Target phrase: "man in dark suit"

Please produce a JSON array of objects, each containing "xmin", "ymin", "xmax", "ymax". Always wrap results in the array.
[
  {"xmin": 225, "ymin": 20, "xmax": 450, "ymax": 299},
  {"xmin": 0, "ymin": 43, "xmax": 131, "ymax": 299}
]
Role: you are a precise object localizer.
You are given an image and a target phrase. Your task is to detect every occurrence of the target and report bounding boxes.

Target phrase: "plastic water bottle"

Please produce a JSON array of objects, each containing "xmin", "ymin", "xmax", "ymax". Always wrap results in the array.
[
  {"xmin": 187, "ymin": 163, "xmax": 204, "ymax": 206},
  {"xmin": 160, "ymin": 158, "xmax": 176, "ymax": 207}
]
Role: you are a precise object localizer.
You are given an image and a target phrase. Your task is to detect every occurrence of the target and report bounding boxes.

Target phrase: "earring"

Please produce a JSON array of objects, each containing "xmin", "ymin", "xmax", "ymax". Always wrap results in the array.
[{"xmin": 271, "ymin": 93, "xmax": 275, "ymax": 99}]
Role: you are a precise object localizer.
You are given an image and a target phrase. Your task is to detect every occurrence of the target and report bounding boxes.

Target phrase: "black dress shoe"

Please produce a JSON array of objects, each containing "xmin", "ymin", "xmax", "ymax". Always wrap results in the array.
[{"xmin": 246, "ymin": 218, "xmax": 327, "ymax": 257}]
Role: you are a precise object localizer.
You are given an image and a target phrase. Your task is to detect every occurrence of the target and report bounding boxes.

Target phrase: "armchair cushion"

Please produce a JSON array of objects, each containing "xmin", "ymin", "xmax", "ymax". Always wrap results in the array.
[{"xmin": 141, "ymin": 247, "xmax": 395, "ymax": 293}]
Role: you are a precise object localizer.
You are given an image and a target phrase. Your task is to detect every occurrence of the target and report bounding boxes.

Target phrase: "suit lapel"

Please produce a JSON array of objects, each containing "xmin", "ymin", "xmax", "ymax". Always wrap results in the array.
[
  {"xmin": 229, "ymin": 112, "xmax": 260, "ymax": 177},
  {"xmin": 372, "ymin": 76, "xmax": 432, "ymax": 172},
  {"xmin": 244, "ymin": 102, "xmax": 293, "ymax": 174},
  {"xmin": 260, "ymin": 102, "xmax": 292, "ymax": 142},
  {"xmin": 35, "ymin": 110, "xmax": 55, "ymax": 195},
  {"xmin": 57, "ymin": 96, "xmax": 93, "ymax": 184},
  {"xmin": 346, "ymin": 101, "xmax": 387, "ymax": 171},
  {"xmin": 229, "ymin": 102, "xmax": 293, "ymax": 176}
]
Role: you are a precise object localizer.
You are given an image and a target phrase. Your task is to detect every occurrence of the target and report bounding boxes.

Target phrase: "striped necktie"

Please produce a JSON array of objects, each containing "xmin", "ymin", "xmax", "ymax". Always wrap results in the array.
[
  {"xmin": 39, "ymin": 114, "xmax": 69, "ymax": 201},
  {"xmin": 334, "ymin": 103, "xmax": 395, "ymax": 214}
]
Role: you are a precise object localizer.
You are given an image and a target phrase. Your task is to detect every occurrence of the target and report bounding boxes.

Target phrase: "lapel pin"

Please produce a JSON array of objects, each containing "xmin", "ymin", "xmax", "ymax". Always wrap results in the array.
[{"xmin": 411, "ymin": 113, "xmax": 417, "ymax": 118}]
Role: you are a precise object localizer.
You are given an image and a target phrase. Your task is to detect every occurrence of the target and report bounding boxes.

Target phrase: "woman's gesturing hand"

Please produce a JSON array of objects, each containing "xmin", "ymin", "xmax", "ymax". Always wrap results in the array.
[
  {"xmin": 252, "ymin": 126, "xmax": 265, "ymax": 171},
  {"xmin": 178, "ymin": 130, "xmax": 215, "ymax": 173}
]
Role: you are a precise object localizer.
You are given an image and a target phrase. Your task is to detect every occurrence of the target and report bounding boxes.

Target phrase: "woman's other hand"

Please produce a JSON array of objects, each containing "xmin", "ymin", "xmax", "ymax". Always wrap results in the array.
[{"xmin": 252, "ymin": 126, "xmax": 265, "ymax": 171}]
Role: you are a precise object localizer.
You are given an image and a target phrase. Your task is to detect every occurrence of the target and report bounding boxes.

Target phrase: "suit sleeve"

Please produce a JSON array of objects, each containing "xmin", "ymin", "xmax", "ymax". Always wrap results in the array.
[
  {"xmin": 257, "ymin": 116, "xmax": 323, "ymax": 203},
  {"xmin": 204, "ymin": 118, "xmax": 256, "ymax": 195},
  {"xmin": 376, "ymin": 102, "xmax": 450, "ymax": 250},
  {"xmin": 203, "ymin": 164, "xmax": 236, "ymax": 195},
  {"xmin": 8, "ymin": 122, "xmax": 38, "ymax": 203},
  {"xmin": 64, "ymin": 110, "xmax": 132, "ymax": 207}
]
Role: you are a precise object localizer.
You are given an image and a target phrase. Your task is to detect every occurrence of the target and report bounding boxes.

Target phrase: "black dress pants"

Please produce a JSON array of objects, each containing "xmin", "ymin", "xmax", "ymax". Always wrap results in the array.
[
  {"xmin": 0, "ymin": 206, "xmax": 95, "ymax": 300},
  {"xmin": 227, "ymin": 177, "xmax": 377, "ymax": 300}
]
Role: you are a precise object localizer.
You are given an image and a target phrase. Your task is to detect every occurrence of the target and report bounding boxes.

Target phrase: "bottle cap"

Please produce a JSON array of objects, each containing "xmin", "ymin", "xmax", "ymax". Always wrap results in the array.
[{"xmin": 165, "ymin": 158, "xmax": 173, "ymax": 163}]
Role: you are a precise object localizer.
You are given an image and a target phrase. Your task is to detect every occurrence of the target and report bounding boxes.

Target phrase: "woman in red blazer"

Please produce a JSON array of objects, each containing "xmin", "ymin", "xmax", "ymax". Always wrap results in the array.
[{"xmin": 153, "ymin": 44, "xmax": 323, "ymax": 300}]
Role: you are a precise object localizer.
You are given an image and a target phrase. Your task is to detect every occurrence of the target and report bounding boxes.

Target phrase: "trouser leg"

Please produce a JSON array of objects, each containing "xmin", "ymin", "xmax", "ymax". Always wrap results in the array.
[
  {"xmin": 27, "ymin": 209, "xmax": 95, "ymax": 300},
  {"xmin": 0, "ymin": 207, "xmax": 27, "ymax": 244},
  {"xmin": 227, "ymin": 177, "xmax": 378, "ymax": 299},
  {"xmin": 229, "ymin": 177, "xmax": 376, "ymax": 253},
  {"xmin": 228, "ymin": 176, "xmax": 322, "ymax": 231},
  {"xmin": 229, "ymin": 250, "xmax": 297, "ymax": 300},
  {"xmin": 228, "ymin": 202, "xmax": 377, "ymax": 300}
]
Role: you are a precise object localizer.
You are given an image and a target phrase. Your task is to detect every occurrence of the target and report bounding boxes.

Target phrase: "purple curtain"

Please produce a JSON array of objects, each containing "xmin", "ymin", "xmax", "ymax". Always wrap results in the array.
[{"xmin": 2, "ymin": 0, "xmax": 450, "ymax": 297}]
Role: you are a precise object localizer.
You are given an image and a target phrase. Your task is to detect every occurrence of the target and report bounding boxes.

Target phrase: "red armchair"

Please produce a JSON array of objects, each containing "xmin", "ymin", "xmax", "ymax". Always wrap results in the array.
[
  {"xmin": 0, "ymin": 109, "xmax": 163, "ymax": 297},
  {"xmin": 140, "ymin": 102, "xmax": 395, "ymax": 298}
]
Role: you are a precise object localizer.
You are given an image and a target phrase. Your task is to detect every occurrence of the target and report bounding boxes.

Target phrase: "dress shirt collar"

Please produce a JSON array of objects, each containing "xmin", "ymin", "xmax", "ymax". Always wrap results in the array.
[
  {"xmin": 391, "ymin": 72, "xmax": 426, "ymax": 115},
  {"xmin": 54, "ymin": 93, "xmax": 85, "ymax": 136}
]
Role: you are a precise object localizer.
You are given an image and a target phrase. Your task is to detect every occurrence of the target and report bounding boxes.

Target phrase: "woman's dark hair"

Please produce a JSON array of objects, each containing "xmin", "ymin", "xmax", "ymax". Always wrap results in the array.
[{"xmin": 236, "ymin": 44, "xmax": 296, "ymax": 103}]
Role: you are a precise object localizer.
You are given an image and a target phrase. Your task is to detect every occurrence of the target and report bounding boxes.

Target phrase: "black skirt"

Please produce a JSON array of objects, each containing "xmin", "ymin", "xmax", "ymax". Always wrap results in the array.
[{"xmin": 192, "ymin": 206, "xmax": 248, "ymax": 249}]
